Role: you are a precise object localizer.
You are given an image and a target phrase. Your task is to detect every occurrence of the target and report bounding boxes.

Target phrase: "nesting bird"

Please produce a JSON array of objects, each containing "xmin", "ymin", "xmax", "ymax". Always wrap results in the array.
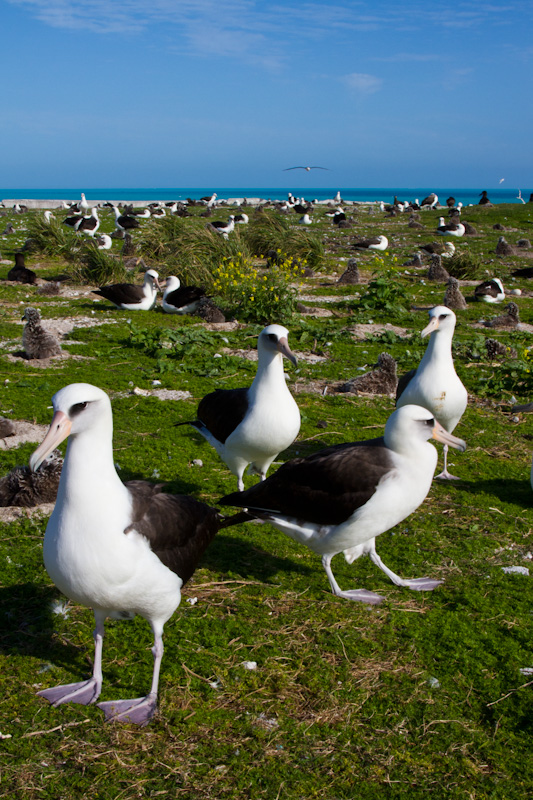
[
  {"xmin": 337, "ymin": 258, "xmax": 360, "ymax": 285},
  {"xmin": 427, "ymin": 254, "xmax": 450, "ymax": 282},
  {"xmin": 180, "ymin": 325, "xmax": 301, "ymax": 491},
  {"xmin": 208, "ymin": 216, "xmax": 235, "ymax": 238},
  {"xmin": 443, "ymin": 277, "xmax": 467, "ymax": 310},
  {"xmin": 8, "ymin": 252, "xmax": 37, "ymax": 284},
  {"xmin": 162, "ymin": 276, "xmax": 207, "ymax": 315},
  {"xmin": 436, "ymin": 217, "xmax": 465, "ymax": 237},
  {"xmin": 22, "ymin": 308, "xmax": 62, "ymax": 360},
  {"xmin": 353, "ymin": 235, "xmax": 388, "ymax": 251},
  {"xmin": 0, "ymin": 450, "xmax": 62, "ymax": 507},
  {"xmin": 29, "ymin": 383, "xmax": 241, "ymax": 725},
  {"xmin": 220, "ymin": 404, "xmax": 466, "ymax": 603},
  {"xmin": 495, "ymin": 237, "xmax": 515, "ymax": 256},
  {"xmin": 396, "ymin": 306, "xmax": 468, "ymax": 479},
  {"xmin": 93, "ymin": 269, "xmax": 160, "ymax": 311},
  {"xmin": 338, "ymin": 353, "xmax": 398, "ymax": 395},
  {"xmin": 483, "ymin": 302, "xmax": 520, "ymax": 329},
  {"xmin": 474, "ymin": 278, "xmax": 505, "ymax": 303}
]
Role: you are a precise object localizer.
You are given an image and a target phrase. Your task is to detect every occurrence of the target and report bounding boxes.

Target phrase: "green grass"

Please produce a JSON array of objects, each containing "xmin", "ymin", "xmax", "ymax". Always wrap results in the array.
[{"xmin": 0, "ymin": 200, "xmax": 532, "ymax": 799}]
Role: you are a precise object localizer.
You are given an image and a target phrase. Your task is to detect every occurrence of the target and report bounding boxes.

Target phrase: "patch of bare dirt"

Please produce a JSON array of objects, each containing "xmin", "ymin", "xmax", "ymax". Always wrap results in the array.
[
  {"xmin": 0, "ymin": 420, "xmax": 49, "ymax": 450},
  {"xmin": 349, "ymin": 322, "xmax": 410, "ymax": 339}
]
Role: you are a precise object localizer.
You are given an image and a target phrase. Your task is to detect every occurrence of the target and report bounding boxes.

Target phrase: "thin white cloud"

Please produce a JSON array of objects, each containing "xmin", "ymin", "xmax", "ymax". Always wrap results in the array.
[{"xmin": 343, "ymin": 72, "xmax": 383, "ymax": 95}]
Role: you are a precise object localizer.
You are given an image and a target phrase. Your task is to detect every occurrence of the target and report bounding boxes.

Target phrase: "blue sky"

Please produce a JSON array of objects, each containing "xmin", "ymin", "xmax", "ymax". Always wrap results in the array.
[{"xmin": 2, "ymin": 0, "xmax": 532, "ymax": 189}]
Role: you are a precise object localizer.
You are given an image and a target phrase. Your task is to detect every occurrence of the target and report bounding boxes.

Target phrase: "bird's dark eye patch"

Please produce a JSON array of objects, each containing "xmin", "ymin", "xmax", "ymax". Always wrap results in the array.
[
  {"xmin": 267, "ymin": 333, "xmax": 278, "ymax": 342},
  {"xmin": 439, "ymin": 314, "xmax": 448, "ymax": 321},
  {"xmin": 425, "ymin": 418, "xmax": 435, "ymax": 427},
  {"xmin": 70, "ymin": 402, "xmax": 88, "ymax": 417}
]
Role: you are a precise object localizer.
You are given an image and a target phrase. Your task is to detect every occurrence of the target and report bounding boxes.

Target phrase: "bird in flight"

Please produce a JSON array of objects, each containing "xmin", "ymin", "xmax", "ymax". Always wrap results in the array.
[{"xmin": 283, "ymin": 166, "xmax": 329, "ymax": 172}]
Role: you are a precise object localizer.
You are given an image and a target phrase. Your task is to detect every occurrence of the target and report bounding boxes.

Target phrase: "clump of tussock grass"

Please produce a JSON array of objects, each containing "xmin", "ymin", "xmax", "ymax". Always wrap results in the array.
[
  {"xmin": 67, "ymin": 241, "xmax": 127, "ymax": 285},
  {"xmin": 242, "ymin": 210, "xmax": 325, "ymax": 268},
  {"xmin": 136, "ymin": 215, "xmax": 252, "ymax": 289},
  {"xmin": 24, "ymin": 215, "xmax": 80, "ymax": 261},
  {"xmin": 446, "ymin": 249, "xmax": 487, "ymax": 279}
]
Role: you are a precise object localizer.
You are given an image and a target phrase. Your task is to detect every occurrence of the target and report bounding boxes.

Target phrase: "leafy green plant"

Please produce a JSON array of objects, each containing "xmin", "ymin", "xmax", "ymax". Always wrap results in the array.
[
  {"xmin": 243, "ymin": 210, "xmax": 325, "ymax": 268},
  {"xmin": 357, "ymin": 268, "xmax": 410, "ymax": 315},
  {"xmin": 212, "ymin": 251, "xmax": 303, "ymax": 323}
]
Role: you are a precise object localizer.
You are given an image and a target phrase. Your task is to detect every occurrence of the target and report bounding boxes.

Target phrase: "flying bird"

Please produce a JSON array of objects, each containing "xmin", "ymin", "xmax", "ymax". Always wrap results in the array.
[{"xmin": 283, "ymin": 166, "xmax": 329, "ymax": 172}]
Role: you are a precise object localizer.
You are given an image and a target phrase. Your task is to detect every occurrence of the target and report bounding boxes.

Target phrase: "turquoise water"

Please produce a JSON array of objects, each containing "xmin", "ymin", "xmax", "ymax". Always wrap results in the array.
[{"xmin": 1, "ymin": 187, "xmax": 531, "ymax": 205}]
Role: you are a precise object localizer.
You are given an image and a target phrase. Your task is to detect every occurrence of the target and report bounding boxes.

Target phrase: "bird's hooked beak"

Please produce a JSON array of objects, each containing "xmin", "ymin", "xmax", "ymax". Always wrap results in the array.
[
  {"xmin": 431, "ymin": 420, "xmax": 466, "ymax": 452},
  {"xmin": 277, "ymin": 337, "xmax": 298, "ymax": 367},
  {"xmin": 421, "ymin": 316, "xmax": 440, "ymax": 338},
  {"xmin": 29, "ymin": 411, "xmax": 71, "ymax": 472}
]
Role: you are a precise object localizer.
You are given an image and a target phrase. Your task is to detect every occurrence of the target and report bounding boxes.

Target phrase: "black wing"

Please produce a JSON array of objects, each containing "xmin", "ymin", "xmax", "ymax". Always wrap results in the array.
[
  {"xmin": 395, "ymin": 368, "xmax": 417, "ymax": 402},
  {"xmin": 93, "ymin": 283, "xmax": 143, "ymax": 304},
  {"xmin": 220, "ymin": 437, "xmax": 394, "ymax": 525},
  {"xmin": 125, "ymin": 481, "xmax": 221, "ymax": 585},
  {"xmin": 195, "ymin": 388, "xmax": 249, "ymax": 443},
  {"xmin": 166, "ymin": 285, "xmax": 206, "ymax": 307}
]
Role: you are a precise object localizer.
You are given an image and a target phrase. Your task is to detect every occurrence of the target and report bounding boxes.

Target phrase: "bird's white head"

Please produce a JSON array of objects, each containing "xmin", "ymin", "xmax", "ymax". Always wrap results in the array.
[
  {"xmin": 421, "ymin": 306, "xmax": 457, "ymax": 338},
  {"xmin": 30, "ymin": 383, "xmax": 111, "ymax": 472},
  {"xmin": 385, "ymin": 404, "xmax": 466, "ymax": 456},
  {"xmin": 144, "ymin": 269, "xmax": 161, "ymax": 290},
  {"xmin": 258, "ymin": 324, "xmax": 298, "ymax": 366},
  {"xmin": 164, "ymin": 276, "xmax": 180, "ymax": 293}
]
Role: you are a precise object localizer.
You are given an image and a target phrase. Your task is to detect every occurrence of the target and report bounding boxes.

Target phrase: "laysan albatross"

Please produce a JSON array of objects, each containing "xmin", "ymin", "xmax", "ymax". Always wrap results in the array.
[
  {"xmin": 93, "ymin": 269, "xmax": 160, "ymax": 310},
  {"xmin": 29, "ymin": 383, "xmax": 241, "ymax": 725},
  {"xmin": 180, "ymin": 324, "xmax": 301, "ymax": 491},
  {"xmin": 220, "ymin": 404, "xmax": 466, "ymax": 603},
  {"xmin": 162, "ymin": 276, "xmax": 207, "ymax": 315},
  {"xmin": 396, "ymin": 306, "xmax": 468, "ymax": 479}
]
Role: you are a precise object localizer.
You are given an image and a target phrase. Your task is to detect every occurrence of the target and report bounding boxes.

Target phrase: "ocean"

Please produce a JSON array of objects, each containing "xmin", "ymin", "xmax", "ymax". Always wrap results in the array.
[{"xmin": 0, "ymin": 187, "xmax": 530, "ymax": 206}]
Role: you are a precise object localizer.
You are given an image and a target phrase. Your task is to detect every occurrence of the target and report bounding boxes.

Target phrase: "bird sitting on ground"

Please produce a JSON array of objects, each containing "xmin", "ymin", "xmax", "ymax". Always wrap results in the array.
[
  {"xmin": 7, "ymin": 252, "xmax": 37, "ymax": 284},
  {"xmin": 483, "ymin": 302, "xmax": 520, "ymax": 329},
  {"xmin": 29, "ymin": 383, "xmax": 243, "ymax": 726},
  {"xmin": 337, "ymin": 258, "xmax": 360, "ymax": 285},
  {"xmin": 178, "ymin": 325, "xmax": 301, "ymax": 491},
  {"xmin": 396, "ymin": 306, "xmax": 468, "ymax": 480},
  {"xmin": 474, "ymin": 278, "xmax": 505, "ymax": 303},
  {"xmin": 207, "ymin": 216, "xmax": 235, "ymax": 238},
  {"xmin": 353, "ymin": 235, "xmax": 388, "ymax": 251},
  {"xmin": 443, "ymin": 277, "xmax": 467, "ymax": 310},
  {"xmin": 338, "ymin": 353, "xmax": 398, "ymax": 395},
  {"xmin": 0, "ymin": 450, "xmax": 62, "ymax": 507},
  {"xmin": 219, "ymin": 404, "xmax": 465, "ymax": 603},
  {"xmin": 22, "ymin": 307, "xmax": 62, "ymax": 360},
  {"xmin": 162, "ymin": 276, "xmax": 207, "ymax": 315},
  {"xmin": 92, "ymin": 269, "xmax": 160, "ymax": 310}
]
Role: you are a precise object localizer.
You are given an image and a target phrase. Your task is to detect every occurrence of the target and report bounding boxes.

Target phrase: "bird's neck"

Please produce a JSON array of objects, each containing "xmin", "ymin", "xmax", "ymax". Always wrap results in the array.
[
  {"xmin": 59, "ymin": 427, "xmax": 125, "ymax": 506},
  {"xmin": 250, "ymin": 351, "xmax": 287, "ymax": 396},
  {"xmin": 421, "ymin": 331, "xmax": 454, "ymax": 368}
]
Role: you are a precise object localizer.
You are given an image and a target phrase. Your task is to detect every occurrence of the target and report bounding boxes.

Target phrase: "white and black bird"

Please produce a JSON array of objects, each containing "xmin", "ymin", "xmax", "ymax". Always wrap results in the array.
[
  {"xmin": 22, "ymin": 307, "xmax": 62, "ymax": 360},
  {"xmin": 63, "ymin": 213, "xmax": 84, "ymax": 231},
  {"xmin": 29, "ymin": 383, "xmax": 241, "ymax": 725},
  {"xmin": 396, "ymin": 306, "xmax": 468, "ymax": 480},
  {"xmin": 112, "ymin": 206, "xmax": 141, "ymax": 232},
  {"xmin": 208, "ymin": 216, "xmax": 235, "ymax": 238},
  {"xmin": 220, "ymin": 404, "xmax": 466, "ymax": 603},
  {"xmin": 234, "ymin": 213, "xmax": 249, "ymax": 224},
  {"xmin": 421, "ymin": 193, "xmax": 439, "ymax": 209},
  {"xmin": 436, "ymin": 217, "xmax": 465, "ymax": 237},
  {"xmin": 78, "ymin": 207, "xmax": 100, "ymax": 237},
  {"xmin": 92, "ymin": 269, "xmax": 160, "ymax": 310},
  {"xmin": 96, "ymin": 234, "xmax": 113, "ymax": 250},
  {"xmin": 474, "ymin": 278, "xmax": 505, "ymax": 303},
  {"xmin": 162, "ymin": 276, "xmax": 207, "ymax": 315},
  {"xmin": 353, "ymin": 235, "xmax": 388, "ymax": 251},
  {"xmin": 179, "ymin": 325, "xmax": 301, "ymax": 491}
]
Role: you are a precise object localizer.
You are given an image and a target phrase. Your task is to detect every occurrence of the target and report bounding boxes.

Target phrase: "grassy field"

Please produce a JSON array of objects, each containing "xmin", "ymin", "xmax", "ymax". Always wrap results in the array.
[{"xmin": 0, "ymin": 198, "xmax": 532, "ymax": 799}]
